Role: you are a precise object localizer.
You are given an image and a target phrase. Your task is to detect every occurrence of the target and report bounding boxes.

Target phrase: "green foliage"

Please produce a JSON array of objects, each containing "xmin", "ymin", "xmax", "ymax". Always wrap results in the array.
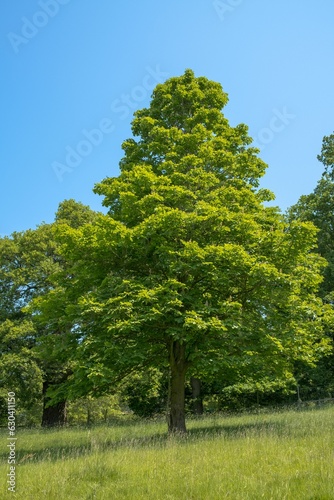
[
  {"xmin": 288, "ymin": 174, "xmax": 334, "ymax": 300},
  {"xmin": 0, "ymin": 319, "xmax": 43, "ymax": 425},
  {"xmin": 213, "ymin": 377, "xmax": 298, "ymax": 411},
  {"xmin": 29, "ymin": 71, "xmax": 331, "ymax": 432},
  {"xmin": 317, "ymin": 131, "xmax": 334, "ymax": 176},
  {"xmin": 55, "ymin": 198, "xmax": 98, "ymax": 229},
  {"xmin": 0, "ymin": 201, "xmax": 99, "ymax": 425},
  {"xmin": 287, "ymin": 134, "xmax": 334, "ymax": 401},
  {"xmin": 0, "ymin": 226, "xmax": 58, "ymax": 425},
  {"xmin": 122, "ymin": 368, "xmax": 168, "ymax": 417},
  {"xmin": 0, "ymin": 225, "xmax": 59, "ymax": 322},
  {"xmin": 66, "ymin": 395, "xmax": 124, "ymax": 425}
]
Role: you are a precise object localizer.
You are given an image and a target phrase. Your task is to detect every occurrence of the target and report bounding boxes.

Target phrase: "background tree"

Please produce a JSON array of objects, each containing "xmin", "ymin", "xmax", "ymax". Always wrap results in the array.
[
  {"xmin": 288, "ymin": 133, "xmax": 334, "ymax": 399},
  {"xmin": 37, "ymin": 199, "xmax": 98, "ymax": 426},
  {"xmin": 0, "ymin": 319, "xmax": 43, "ymax": 425},
  {"xmin": 121, "ymin": 368, "xmax": 168, "ymax": 418},
  {"xmin": 0, "ymin": 200, "xmax": 98, "ymax": 426},
  {"xmin": 66, "ymin": 394, "xmax": 124, "ymax": 425},
  {"xmin": 31, "ymin": 70, "xmax": 331, "ymax": 433},
  {"xmin": 0, "ymin": 225, "xmax": 59, "ymax": 425},
  {"xmin": 317, "ymin": 132, "xmax": 334, "ymax": 177}
]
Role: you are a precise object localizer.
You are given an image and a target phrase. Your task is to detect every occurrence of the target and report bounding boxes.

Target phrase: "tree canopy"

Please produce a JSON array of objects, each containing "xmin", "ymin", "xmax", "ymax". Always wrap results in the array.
[
  {"xmin": 0, "ymin": 200, "xmax": 98, "ymax": 426},
  {"xmin": 27, "ymin": 71, "xmax": 332, "ymax": 432}
]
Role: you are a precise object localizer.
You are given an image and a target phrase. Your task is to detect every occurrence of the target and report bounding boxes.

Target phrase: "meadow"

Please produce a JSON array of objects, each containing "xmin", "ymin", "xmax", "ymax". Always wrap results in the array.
[{"xmin": 1, "ymin": 406, "xmax": 334, "ymax": 499}]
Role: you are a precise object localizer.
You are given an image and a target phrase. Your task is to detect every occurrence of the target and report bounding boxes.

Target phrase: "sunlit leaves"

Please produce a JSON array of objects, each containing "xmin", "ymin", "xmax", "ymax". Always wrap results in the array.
[{"xmin": 28, "ymin": 70, "xmax": 333, "ymax": 407}]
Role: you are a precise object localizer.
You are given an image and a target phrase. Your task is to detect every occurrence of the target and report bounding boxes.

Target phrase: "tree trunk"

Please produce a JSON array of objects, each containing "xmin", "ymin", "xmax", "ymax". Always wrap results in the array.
[
  {"xmin": 191, "ymin": 377, "xmax": 203, "ymax": 415},
  {"xmin": 86, "ymin": 404, "xmax": 92, "ymax": 426},
  {"xmin": 167, "ymin": 340, "xmax": 187, "ymax": 433},
  {"xmin": 41, "ymin": 381, "xmax": 67, "ymax": 427}
]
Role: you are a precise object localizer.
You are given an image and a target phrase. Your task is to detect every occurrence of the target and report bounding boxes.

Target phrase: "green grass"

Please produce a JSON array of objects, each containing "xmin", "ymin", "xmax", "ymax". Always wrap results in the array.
[{"xmin": 1, "ymin": 406, "xmax": 334, "ymax": 499}]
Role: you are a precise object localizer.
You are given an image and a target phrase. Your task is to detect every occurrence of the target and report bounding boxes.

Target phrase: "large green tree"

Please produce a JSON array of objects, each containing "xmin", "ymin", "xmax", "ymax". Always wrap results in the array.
[{"xmin": 33, "ymin": 70, "xmax": 331, "ymax": 432}]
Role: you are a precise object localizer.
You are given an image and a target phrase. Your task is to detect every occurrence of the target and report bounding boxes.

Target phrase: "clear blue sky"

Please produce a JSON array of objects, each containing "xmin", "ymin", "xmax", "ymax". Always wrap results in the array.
[{"xmin": 1, "ymin": 0, "xmax": 333, "ymax": 236}]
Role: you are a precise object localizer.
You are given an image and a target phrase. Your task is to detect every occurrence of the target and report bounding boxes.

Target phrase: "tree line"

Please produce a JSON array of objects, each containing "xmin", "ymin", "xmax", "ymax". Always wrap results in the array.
[{"xmin": 1, "ymin": 70, "xmax": 333, "ymax": 432}]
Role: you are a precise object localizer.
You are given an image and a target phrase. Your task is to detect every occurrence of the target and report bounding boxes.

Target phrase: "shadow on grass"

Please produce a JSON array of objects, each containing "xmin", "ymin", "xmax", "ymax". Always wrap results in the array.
[
  {"xmin": 186, "ymin": 420, "xmax": 286, "ymax": 441},
  {"xmin": 1, "ymin": 432, "xmax": 167, "ymax": 465},
  {"xmin": 0, "ymin": 418, "xmax": 289, "ymax": 465}
]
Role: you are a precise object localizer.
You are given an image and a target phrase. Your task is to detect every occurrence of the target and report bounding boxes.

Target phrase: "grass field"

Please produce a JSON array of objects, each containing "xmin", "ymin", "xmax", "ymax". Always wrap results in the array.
[{"xmin": 1, "ymin": 406, "xmax": 334, "ymax": 499}]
